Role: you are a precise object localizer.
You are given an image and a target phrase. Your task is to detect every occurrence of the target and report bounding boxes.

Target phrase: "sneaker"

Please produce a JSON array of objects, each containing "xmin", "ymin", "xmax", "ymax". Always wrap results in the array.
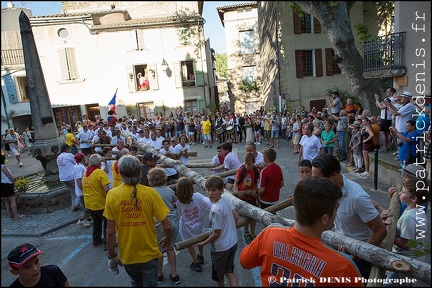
[
  {"xmin": 77, "ymin": 219, "xmax": 91, "ymax": 228},
  {"xmin": 244, "ymin": 233, "xmax": 253, "ymax": 244},
  {"xmin": 197, "ymin": 254, "xmax": 204, "ymax": 265},
  {"xmin": 19, "ymin": 162, "xmax": 23, "ymax": 167},
  {"xmin": 86, "ymin": 218, "xmax": 94, "ymax": 225},
  {"xmin": 170, "ymin": 274, "xmax": 181, "ymax": 285},
  {"xmin": 256, "ymin": 142, "xmax": 260, "ymax": 145},
  {"xmin": 190, "ymin": 262, "xmax": 202, "ymax": 272},
  {"xmin": 158, "ymin": 275, "xmax": 164, "ymax": 284},
  {"xmin": 360, "ymin": 172, "xmax": 370, "ymax": 177},
  {"xmin": 204, "ymin": 145, "xmax": 208, "ymax": 148}
]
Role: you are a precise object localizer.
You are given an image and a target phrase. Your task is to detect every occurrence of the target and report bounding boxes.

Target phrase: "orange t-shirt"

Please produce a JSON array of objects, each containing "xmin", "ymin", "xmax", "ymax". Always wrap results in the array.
[{"xmin": 240, "ymin": 224, "xmax": 364, "ymax": 287}]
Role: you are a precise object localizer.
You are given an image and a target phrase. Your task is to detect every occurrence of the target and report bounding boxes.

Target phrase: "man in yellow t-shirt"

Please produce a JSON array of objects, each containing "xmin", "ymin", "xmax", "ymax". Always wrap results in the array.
[
  {"xmin": 202, "ymin": 115, "xmax": 212, "ymax": 148},
  {"xmin": 64, "ymin": 127, "xmax": 78, "ymax": 155},
  {"xmin": 104, "ymin": 155, "xmax": 172, "ymax": 285},
  {"xmin": 82, "ymin": 154, "xmax": 111, "ymax": 248}
]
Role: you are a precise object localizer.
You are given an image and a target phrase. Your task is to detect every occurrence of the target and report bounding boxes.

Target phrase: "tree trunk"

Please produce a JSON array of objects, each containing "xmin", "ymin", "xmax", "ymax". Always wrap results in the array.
[
  {"xmin": 295, "ymin": 1, "xmax": 384, "ymax": 115},
  {"xmin": 125, "ymin": 132, "xmax": 431, "ymax": 285}
]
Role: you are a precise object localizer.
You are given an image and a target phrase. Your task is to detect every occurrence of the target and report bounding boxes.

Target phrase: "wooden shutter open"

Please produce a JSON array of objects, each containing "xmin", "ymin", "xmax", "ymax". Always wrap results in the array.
[
  {"xmin": 295, "ymin": 50, "xmax": 304, "ymax": 78},
  {"xmin": 293, "ymin": 12, "xmax": 301, "ymax": 34},
  {"xmin": 313, "ymin": 17, "xmax": 321, "ymax": 33},
  {"xmin": 315, "ymin": 49, "xmax": 323, "ymax": 77},
  {"xmin": 325, "ymin": 48, "xmax": 334, "ymax": 76}
]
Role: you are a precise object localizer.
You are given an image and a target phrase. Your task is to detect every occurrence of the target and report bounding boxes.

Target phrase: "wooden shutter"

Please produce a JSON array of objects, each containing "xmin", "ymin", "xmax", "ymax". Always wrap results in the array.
[
  {"xmin": 4, "ymin": 74, "xmax": 18, "ymax": 103},
  {"xmin": 315, "ymin": 49, "xmax": 323, "ymax": 77},
  {"xmin": 66, "ymin": 48, "xmax": 79, "ymax": 80},
  {"xmin": 173, "ymin": 62, "xmax": 182, "ymax": 88},
  {"xmin": 325, "ymin": 48, "xmax": 334, "ymax": 76},
  {"xmin": 130, "ymin": 29, "xmax": 145, "ymax": 50},
  {"xmin": 58, "ymin": 48, "xmax": 69, "ymax": 80},
  {"xmin": 126, "ymin": 65, "xmax": 135, "ymax": 93},
  {"xmin": 293, "ymin": 12, "xmax": 301, "ymax": 34},
  {"xmin": 295, "ymin": 50, "xmax": 304, "ymax": 78},
  {"xmin": 194, "ymin": 61, "xmax": 204, "ymax": 86},
  {"xmin": 147, "ymin": 63, "xmax": 159, "ymax": 90},
  {"xmin": 313, "ymin": 17, "xmax": 321, "ymax": 33}
]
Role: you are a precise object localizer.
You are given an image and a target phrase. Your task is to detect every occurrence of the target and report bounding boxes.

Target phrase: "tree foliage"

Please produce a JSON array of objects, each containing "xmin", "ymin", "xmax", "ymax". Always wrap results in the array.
[{"xmin": 214, "ymin": 53, "xmax": 228, "ymax": 78}]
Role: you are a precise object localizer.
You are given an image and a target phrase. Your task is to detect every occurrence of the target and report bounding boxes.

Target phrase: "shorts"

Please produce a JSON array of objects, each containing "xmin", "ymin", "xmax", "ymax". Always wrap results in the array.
[
  {"xmin": 226, "ymin": 178, "xmax": 235, "ymax": 184},
  {"xmin": 188, "ymin": 131, "xmax": 195, "ymax": 135},
  {"xmin": 156, "ymin": 219, "xmax": 179, "ymax": 250},
  {"xmin": 271, "ymin": 130, "xmax": 279, "ymax": 138},
  {"xmin": 81, "ymin": 147, "xmax": 92, "ymax": 156},
  {"xmin": 293, "ymin": 135, "xmax": 301, "ymax": 145},
  {"xmin": 1, "ymin": 183, "xmax": 15, "ymax": 197},
  {"xmin": 264, "ymin": 130, "xmax": 271, "ymax": 139},
  {"xmin": 211, "ymin": 243, "xmax": 237, "ymax": 282},
  {"xmin": 362, "ymin": 141, "xmax": 374, "ymax": 152},
  {"xmin": 202, "ymin": 134, "xmax": 211, "ymax": 141},
  {"xmin": 9, "ymin": 146, "xmax": 19, "ymax": 156},
  {"xmin": 380, "ymin": 119, "xmax": 392, "ymax": 132}
]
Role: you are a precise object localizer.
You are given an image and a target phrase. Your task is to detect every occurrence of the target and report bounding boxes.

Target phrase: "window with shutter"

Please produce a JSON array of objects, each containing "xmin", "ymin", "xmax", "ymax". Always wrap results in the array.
[
  {"xmin": 181, "ymin": 60, "xmax": 196, "ymax": 87},
  {"xmin": 131, "ymin": 29, "xmax": 145, "ymax": 50},
  {"xmin": 300, "ymin": 14, "xmax": 312, "ymax": 33},
  {"xmin": 295, "ymin": 50, "xmax": 304, "ymax": 78},
  {"xmin": 293, "ymin": 13, "xmax": 301, "ymax": 34},
  {"xmin": 58, "ymin": 48, "xmax": 79, "ymax": 80},
  {"xmin": 4, "ymin": 74, "xmax": 18, "ymax": 104},
  {"xmin": 240, "ymin": 30, "xmax": 254, "ymax": 54},
  {"xmin": 315, "ymin": 49, "xmax": 323, "ymax": 77}
]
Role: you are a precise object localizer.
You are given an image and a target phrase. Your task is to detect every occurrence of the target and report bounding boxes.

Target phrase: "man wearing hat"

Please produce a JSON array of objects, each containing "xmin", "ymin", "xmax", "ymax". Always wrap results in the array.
[
  {"xmin": 385, "ymin": 91, "xmax": 416, "ymax": 136},
  {"xmin": 7, "ymin": 243, "xmax": 69, "ymax": 287},
  {"xmin": 139, "ymin": 152, "xmax": 161, "ymax": 186}
]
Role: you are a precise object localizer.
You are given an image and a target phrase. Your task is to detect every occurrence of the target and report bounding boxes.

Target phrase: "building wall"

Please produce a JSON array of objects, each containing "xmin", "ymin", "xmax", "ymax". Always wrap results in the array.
[
  {"xmin": 223, "ymin": 3, "xmax": 261, "ymax": 113},
  {"xmin": 258, "ymin": 1, "xmax": 378, "ymax": 112},
  {"xmin": 394, "ymin": 1, "xmax": 431, "ymax": 94},
  {"xmin": 1, "ymin": 1, "xmax": 211, "ymax": 130}
]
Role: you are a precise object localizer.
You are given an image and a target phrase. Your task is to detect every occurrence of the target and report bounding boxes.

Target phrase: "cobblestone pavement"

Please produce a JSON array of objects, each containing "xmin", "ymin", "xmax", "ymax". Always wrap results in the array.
[{"xmin": 1, "ymin": 138, "xmax": 430, "ymax": 286}]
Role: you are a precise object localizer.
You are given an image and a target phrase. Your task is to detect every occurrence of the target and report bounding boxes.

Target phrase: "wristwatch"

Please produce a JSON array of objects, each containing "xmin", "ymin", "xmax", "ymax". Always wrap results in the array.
[{"xmin": 107, "ymin": 252, "xmax": 117, "ymax": 259}]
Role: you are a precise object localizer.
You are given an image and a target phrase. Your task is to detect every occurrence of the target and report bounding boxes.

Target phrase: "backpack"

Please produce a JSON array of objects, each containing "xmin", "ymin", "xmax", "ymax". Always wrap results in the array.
[{"xmin": 238, "ymin": 164, "xmax": 259, "ymax": 186}]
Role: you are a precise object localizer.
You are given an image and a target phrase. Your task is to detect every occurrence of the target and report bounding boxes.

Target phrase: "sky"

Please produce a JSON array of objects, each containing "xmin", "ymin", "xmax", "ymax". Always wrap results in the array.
[{"xmin": 1, "ymin": 1, "xmax": 244, "ymax": 54}]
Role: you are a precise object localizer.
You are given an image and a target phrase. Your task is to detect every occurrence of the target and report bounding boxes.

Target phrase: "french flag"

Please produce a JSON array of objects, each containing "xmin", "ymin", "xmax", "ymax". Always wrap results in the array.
[{"xmin": 108, "ymin": 88, "xmax": 117, "ymax": 115}]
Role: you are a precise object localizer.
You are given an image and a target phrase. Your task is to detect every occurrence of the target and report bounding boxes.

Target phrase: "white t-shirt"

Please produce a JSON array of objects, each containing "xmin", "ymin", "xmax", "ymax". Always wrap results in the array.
[
  {"xmin": 74, "ymin": 163, "xmax": 86, "ymax": 196},
  {"xmin": 176, "ymin": 192, "xmax": 212, "ymax": 240},
  {"xmin": 209, "ymin": 194, "xmax": 238, "ymax": 252},
  {"xmin": 395, "ymin": 102, "xmax": 416, "ymax": 132},
  {"xmin": 224, "ymin": 151, "xmax": 242, "ymax": 181},
  {"xmin": 299, "ymin": 134, "xmax": 322, "ymax": 162},
  {"xmin": 76, "ymin": 130, "xmax": 92, "ymax": 148},
  {"xmin": 175, "ymin": 143, "xmax": 190, "ymax": 165},
  {"xmin": 159, "ymin": 148, "xmax": 178, "ymax": 176},
  {"xmin": 57, "ymin": 152, "xmax": 76, "ymax": 181}
]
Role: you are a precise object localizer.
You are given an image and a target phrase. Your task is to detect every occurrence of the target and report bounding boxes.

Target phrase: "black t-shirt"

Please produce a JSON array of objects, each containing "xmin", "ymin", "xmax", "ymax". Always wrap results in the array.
[{"xmin": 10, "ymin": 265, "xmax": 67, "ymax": 287}]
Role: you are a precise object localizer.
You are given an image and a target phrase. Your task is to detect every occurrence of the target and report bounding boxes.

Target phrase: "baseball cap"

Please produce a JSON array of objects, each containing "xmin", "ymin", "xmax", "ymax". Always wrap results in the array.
[
  {"xmin": 401, "ymin": 91, "xmax": 413, "ymax": 98},
  {"xmin": 74, "ymin": 152, "xmax": 85, "ymax": 163},
  {"xmin": 399, "ymin": 164, "xmax": 424, "ymax": 178},
  {"xmin": 8, "ymin": 243, "xmax": 43, "ymax": 268},
  {"xmin": 142, "ymin": 152, "xmax": 160, "ymax": 162}
]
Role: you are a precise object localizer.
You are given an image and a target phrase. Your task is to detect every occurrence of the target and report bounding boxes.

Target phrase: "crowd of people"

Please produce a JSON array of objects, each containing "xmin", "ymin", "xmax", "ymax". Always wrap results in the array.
[{"xmin": 2, "ymin": 87, "xmax": 431, "ymax": 287}]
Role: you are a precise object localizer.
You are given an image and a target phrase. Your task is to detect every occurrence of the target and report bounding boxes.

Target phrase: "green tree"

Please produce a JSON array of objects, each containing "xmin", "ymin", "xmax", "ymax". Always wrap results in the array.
[
  {"xmin": 214, "ymin": 53, "xmax": 228, "ymax": 78},
  {"xmin": 292, "ymin": 1, "xmax": 392, "ymax": 114}
]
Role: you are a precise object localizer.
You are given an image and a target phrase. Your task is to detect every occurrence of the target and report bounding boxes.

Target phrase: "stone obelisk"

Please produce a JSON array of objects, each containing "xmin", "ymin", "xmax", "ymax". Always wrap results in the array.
[{"xmin": 19, "ymin": 11, "xmax": 63, "ymax": 174}]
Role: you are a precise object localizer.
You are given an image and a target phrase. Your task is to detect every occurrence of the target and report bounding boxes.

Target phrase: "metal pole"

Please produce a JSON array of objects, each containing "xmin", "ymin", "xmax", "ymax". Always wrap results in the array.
[{"xmin": 374, "ymin": 149, "xmax": 379, "ymax": 190}]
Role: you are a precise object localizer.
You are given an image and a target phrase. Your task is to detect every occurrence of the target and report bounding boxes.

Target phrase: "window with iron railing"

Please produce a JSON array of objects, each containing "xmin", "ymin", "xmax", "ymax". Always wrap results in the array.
[{"xmin": 363, "ymin": 32, "xmax": 405, "ymax": 73}]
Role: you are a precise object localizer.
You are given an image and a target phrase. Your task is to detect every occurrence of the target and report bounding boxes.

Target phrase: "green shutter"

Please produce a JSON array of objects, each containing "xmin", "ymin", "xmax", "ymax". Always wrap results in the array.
[{"xmin": 194, "ymin": 61, "xmax": 204, "ymax": 86}]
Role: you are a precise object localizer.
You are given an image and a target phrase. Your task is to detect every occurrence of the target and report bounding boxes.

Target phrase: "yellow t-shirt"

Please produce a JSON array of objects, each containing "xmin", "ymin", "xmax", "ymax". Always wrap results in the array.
[
  {"xmin": 65, "ymin": 132, "xmax": 76, "ymax": 146},
  {"xmin": 111, "ymin": 161, "xmax": 123, "ymax": 188},
  {"xmin": 264, "ymin": 118, "xmax": 271, "ymax": 131},
  {"xmin": 82, "ymin": 169, "xmax": 111, "ymax": 210},
  {"xmin": 202, "ymin": 119, "xmax": 211, "ymax": 135},
  {"xmin": 104, "ymin": 183, "xmax": 169, "ymax": 265}
]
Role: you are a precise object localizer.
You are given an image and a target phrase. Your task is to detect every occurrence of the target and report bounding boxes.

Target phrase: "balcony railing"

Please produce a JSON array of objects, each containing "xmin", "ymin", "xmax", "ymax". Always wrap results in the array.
[
  {"xmin": 363, "ymin": 32, "xmax": 406, "ymax": 78},
  {"xmin": 1, "ymin": 49, "xmax": 24, "ymax": 66}
]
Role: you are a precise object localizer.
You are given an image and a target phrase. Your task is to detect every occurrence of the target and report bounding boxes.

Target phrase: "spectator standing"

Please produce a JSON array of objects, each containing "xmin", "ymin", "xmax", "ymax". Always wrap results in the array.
[
  {"xmin": 360, "ymin": 117, "xmax": 375, "ymax": 178},
  {"xmin": 1, "ymin": 154, "xmax": 23, "ymax": 219},
  {"xmin": 270, "ymin": 111, "xmax": 280, "ymax": 149},
  {"xmin": 194, "ymin": 175, "xmax": 239, "ymax": 287},
  {"xmin": 370, "ymin": 116, "xmax": 381, "ymax": 150},
  {"xmin": 386, "ymin": 91, "xmax": 416, "ymax": 142},
  {"xmin": 175, "ymin": 134, "xmax": 190, "ymax": 165},
  {"xmin": 390, "ymin": 120, "xmax": 420, "ymax": 170},
  {"xmin": 240, "ymin": 176, "xmax": 363, "ymax": 287},
  {"xmin": 202, "ymin": 115, "xmax": 212, "ymax": 148},
  {"xmin": 139, "ymin": 152, "xmax": 160, "ymax": 187},
  {"xmin": 64, "ymin": 127, "xmax": 78, "ymax": 155},
  {"xmin": 82, "ymin": 154, "xmax": 111, "ymax": 249},
  {"xmin": 328, "ymin": 91, "xmax": 342, "ymax": 116},
  {"xmin": 349, "ymin": 121, "xmax": 364, "ymax": 173},
  {"xmin": 5, "ymin": 128, "xmax": 23, "ymax": 167},
  {"xmin": 330, "ymin": 109, "xmax": 349, "ymax": 161},
  {"xmin": 291, "ymin": 115, "xmax": 302, "ymax": 154},
  {"xmin": 312, "ymin": 154, "xmax": 387, "ymax": 279},
  {"xmin": 254, "ymin": 148, "xmax": 284, "ymax": 209},
  {"xmin": 57, "ymin": 144, "xmax": 81, "ymax": 211},
  {"xmin": 320, "ymin": 123, "xmax": 336, "ymax": 155},
  {"xmin": 176, "ymin": 177, "xmax": 212, "ymax": 272},
  {"xmin": 74, "ymin": 152, "xmax": 92, "ymax": 227},
  {"xmin": 219, "ymin": 142, "xmax": 242, "ymax": 191},
  {"xmin": 374, "ymin": 88, "xmax": 396, "ymax": 152},
  {"xmin": 21, "ymin": 126, "xmax": 33, "ymax": 152},
  {"xmin": 298, "ymin": 123, "xmax": 323, "ymax": 164},
  {"xmin": 104, "ymin": 155, "xmax": 172, "ymax": 286},
  {"xmin": 148, "ymin": 167, "xmax": 181, "ymax": 285}
]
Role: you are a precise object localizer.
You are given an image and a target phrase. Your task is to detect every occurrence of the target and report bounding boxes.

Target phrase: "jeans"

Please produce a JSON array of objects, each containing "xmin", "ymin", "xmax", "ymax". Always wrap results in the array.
[
  {"xmin": 323, "ymin": 147, "xmax": 333, "ymax": 155},
  {"xmin": 338, "ymin": 130, "xmax": 346, "ymax": 159},
  {"xmin": 124, "ymin": 258, "xmax": 158, "ymax": 287}
]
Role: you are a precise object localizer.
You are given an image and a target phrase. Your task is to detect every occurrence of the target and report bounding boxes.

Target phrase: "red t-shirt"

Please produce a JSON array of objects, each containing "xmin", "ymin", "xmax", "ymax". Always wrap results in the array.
[
  {"xmin": 259, "ymin": 163, "xmax": 283, "ymax": 204},
  {"xmin": 235, "ymin": 165, "xmax": 259, "ymax": 201}
]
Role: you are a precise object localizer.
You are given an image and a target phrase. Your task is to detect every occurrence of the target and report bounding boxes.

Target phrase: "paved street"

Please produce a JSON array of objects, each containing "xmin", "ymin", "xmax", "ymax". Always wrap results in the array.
[{"xmin": 1, "ymin": 137, "xmax": 430, "ymax": 286}]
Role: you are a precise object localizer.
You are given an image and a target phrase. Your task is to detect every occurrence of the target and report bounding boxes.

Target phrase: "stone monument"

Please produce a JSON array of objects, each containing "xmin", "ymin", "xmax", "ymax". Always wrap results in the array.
[{"xmin": 19, "ymin": 11, "xmax": 63, "ymax": 174}]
